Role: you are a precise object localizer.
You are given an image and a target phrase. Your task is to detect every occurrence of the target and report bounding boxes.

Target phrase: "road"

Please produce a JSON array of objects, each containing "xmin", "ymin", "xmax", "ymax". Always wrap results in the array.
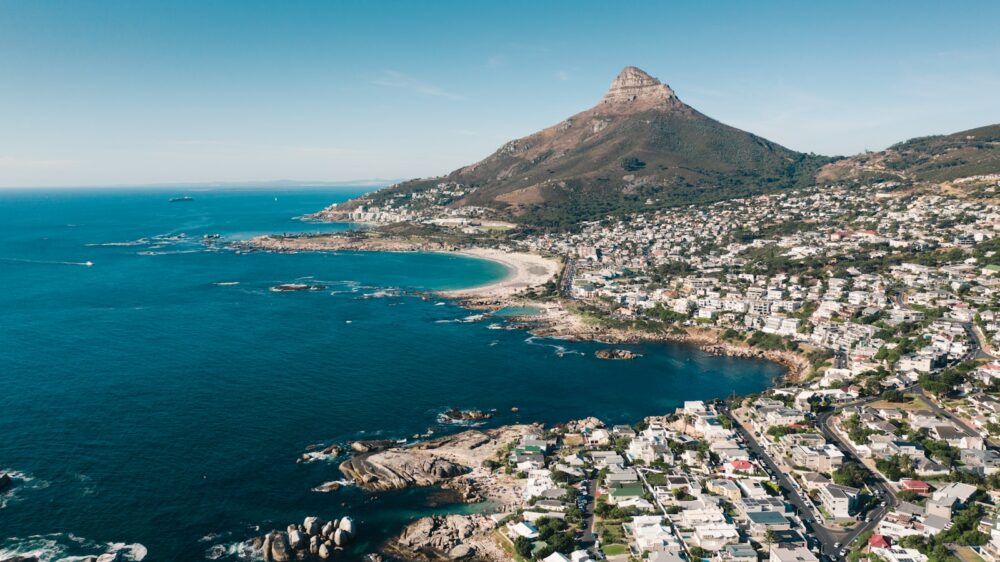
[{"xmin": 722, "ymin": 402, "xmax": 894, "ymax": 559}]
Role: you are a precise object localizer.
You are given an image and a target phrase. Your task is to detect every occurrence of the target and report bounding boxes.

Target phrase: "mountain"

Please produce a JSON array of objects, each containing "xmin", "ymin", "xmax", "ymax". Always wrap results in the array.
[
  {"xmin": 818, "ymin": 123, "xmax": 1000, "ymax": 184},
  {"xmin": 328, "ymin": 66, "xmax": 832, "ymax": 228}
]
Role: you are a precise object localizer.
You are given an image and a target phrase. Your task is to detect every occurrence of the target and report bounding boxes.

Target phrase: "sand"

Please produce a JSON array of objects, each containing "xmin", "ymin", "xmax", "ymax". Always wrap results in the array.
[{"xmin": 439, "ymin": 248, "xmax": 561, "ymax": 298}]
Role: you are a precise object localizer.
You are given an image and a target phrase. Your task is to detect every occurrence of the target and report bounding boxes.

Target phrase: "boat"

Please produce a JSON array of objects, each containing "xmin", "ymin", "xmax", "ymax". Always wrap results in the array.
[
  {"xmin": 84, "ymin": 261, "xmax": 94, "ymax": 267},
  {"xmin": 169, "ymin": 196, "xmax": 194, "ymax": 202}
]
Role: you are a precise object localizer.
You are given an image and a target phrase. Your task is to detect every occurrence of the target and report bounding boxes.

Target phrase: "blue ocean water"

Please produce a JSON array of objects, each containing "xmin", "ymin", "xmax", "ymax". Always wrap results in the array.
[{"xmin": 0, "ymin": 188, "xmax": 783, "ymax": 561}]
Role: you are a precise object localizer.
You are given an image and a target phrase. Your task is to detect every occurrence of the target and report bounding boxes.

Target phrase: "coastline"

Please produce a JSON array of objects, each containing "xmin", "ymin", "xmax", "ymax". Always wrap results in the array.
[
  {"xmin": 242, "ymin": 233, "xmax": 808, "ymax": 381},
  {"xmin": 437, "ymin": 248, "xmax": 562, "ymax": 299},
  {"xmin": 241, "ymin": 234, "xmax": 563, "ymax": 299}
]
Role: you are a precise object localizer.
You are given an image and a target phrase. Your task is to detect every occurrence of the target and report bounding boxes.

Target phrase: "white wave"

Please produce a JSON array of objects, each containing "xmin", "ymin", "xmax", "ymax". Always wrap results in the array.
[
  {"xmin": 85, "ymin": 238, "xmax": 150, "ymax": 247},
  {"xmin": 0, "ymin": 534, "xmax": 145, "ymax": 562},
  {"xmin": 0, "ymin": 469, "xmax": 50, "ymax": 509},
  {"xmin": 214, "ymin": 281, "xmax": 240, "ymax": 286},
  {"xmin": 106, "ymin": 542, "xmax": 148, "ymax": 561},
  {"xmin": 205, "ymin": 540, "xmax": 262, "ymax": 561},
  {"xmin": 523, "ymin": 336, "xmax": 585, "ymax": 357},
  {"xmin": 311, "ymin": 479, "xmax": 354, "ymax": 493},
  {"xmin": 137, "ymin": 249, "xmax": 202, "ymax": 256}
]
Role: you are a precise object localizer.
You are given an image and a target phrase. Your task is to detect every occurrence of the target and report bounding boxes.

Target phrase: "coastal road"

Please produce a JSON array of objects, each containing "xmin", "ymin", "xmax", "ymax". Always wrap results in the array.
[
  {"xmin": 815, "ymin": 407, "xmax": 898, "ymax": 543},
  {"xmin": 723, "ymin": 403, "xmax": 893, "ymax": 558},
  {"xmin": 719, "ymin": 405, "xmax": 842, "ymax": 555}
]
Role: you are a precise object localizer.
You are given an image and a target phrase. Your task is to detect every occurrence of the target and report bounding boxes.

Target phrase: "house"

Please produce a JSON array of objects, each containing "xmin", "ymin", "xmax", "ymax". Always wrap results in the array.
[
  {"xmin": 900, "ymin": 480, "xmax": 931, "ymax": 495},
  {"xmin": 716, "ymin": 543, "xmax": 758, "ymax": 562},
  {"xmin": 628, "ymin": 515, "xmax": 683, "ymax": 553},
  {"xmin": 543, "ymin": 553, "xmax": 572, "ymax": 562},
  {"xmin": 707, "ymin": 479, "xmax": 742, "ymax": 502},
  {"xmin": 869, "ymin": 535, "xmax": 892, "ymax": 550},
  {"xmin": 746, "ymin": 511, "xmax": 792, "ymax": 538},
  {"xmin": 770, "ymin": 545, "xmax": 819, "ymax": 562},
  {"xmin": 818, "ymin": 484, "xmax": 859, "ymax": 519},
  {"xmin": 870, "ymin": 547, "xmax": 928, "ymax": 562},
  {"xmin": 512, "ymin": 521, "xmax": 539, "ymax": 539}
]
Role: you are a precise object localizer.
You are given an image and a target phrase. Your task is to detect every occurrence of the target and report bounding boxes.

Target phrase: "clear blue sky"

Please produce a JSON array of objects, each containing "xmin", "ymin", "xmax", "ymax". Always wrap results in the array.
[{"xmin": 1, "ymin": 0, "xmax": 998, "ymax": 187}]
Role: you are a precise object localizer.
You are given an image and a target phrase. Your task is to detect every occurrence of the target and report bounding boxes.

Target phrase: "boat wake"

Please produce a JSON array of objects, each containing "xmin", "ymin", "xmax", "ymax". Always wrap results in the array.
[{"xmin": 0, "ymin": 257, "xmax": 94, "ymax": 267}]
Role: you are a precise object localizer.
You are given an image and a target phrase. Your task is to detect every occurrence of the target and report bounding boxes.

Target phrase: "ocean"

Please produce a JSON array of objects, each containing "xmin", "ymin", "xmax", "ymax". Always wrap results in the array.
[{"xmin": 0, "ymin": 187, "xmax": 783, "ymax": 561}]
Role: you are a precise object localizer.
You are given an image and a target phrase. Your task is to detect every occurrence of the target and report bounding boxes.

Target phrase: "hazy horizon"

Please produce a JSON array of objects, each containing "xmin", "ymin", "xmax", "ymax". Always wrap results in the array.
[{"xmin": 2, "ymin": 0, "xmax": 999, "ymax": 188}]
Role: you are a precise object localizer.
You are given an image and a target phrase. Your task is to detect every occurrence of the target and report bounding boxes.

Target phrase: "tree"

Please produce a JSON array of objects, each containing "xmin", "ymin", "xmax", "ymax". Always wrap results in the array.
[
  {"xmin": 833, "ymin": 462, "xmax": 867, "ymax": 488},
  {"xmin": 513, "ymin": 536, "xmax": 532, "ymax": 559}
]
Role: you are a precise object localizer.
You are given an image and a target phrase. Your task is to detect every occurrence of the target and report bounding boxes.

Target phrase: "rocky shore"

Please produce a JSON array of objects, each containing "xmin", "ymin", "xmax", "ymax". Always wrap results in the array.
[
  {"xmin": 383, "ymin": 514, "xmax": 505, "ymax": 562},
  {"xmin": 457, "ymin": 296, "xmax": 810, "ymax": 382},
  {"xmin": 339, "ymin": 426, "xmax": 530, "ymax": 493}
]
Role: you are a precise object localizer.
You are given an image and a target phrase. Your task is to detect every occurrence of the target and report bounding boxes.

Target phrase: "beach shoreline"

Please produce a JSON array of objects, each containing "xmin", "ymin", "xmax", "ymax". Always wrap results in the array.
[{"xmin": 241, "ymin": 233, "xmax": 807, "ymax": 380}]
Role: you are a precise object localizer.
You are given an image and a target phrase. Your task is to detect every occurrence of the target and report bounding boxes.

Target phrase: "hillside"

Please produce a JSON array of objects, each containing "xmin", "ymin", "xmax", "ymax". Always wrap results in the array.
[
  {"xmin": 322, "ymin": 67, "xmax": 831, "ymax": 229},
  {"xmin": 818, "ymin": 123, "xmax": 1000, "ymax": 184}
]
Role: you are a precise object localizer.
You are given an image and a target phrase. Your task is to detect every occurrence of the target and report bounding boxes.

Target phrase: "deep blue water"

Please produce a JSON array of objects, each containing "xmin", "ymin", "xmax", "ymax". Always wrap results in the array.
[{"xmin": 0, "ymin": 188, "xmax": 783, "ymax": 561}]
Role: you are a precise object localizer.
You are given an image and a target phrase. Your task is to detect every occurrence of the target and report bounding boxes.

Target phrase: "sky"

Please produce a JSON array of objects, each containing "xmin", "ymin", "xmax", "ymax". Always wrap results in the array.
[{"xmin": 1, "ymin": 0, "xmax": 999, "ymax": 188}]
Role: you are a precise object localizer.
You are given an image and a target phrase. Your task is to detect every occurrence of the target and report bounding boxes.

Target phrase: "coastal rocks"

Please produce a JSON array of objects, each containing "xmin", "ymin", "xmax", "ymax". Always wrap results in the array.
[
  {"xmin": 385, "ymin": 514, "xmax": 495, "ymax": 562},
  {"xmin": 339, "ymin": 454, "xmax": 464, "ymax": 492},
  {"xmin": 0, "ymin": 472, "xmax": 11, "ymax": 491},
  {"xmin": 438, "ymin": 409, "xmax": 493, "ymax": 424},
  {"xmin": 594, "ymin": 348, "xmax": 639, "ymax": 360},
  {"xmin": 441, "ymin": 477, "xmax": 484, "ymax": 503},
  {"xmin": 340, "ymin": 427, "xmax": 529, "ymax": 492},
  {"xmin": 562, "ymin": 417, "xmax": 605, "ymax": 433},
  {"xmin": 298, "ymin": 444, "xmax": 344, "ymax": 464},
  {"xmin": 259, "ymin": 516, "xmax": 354, "ymax": 562},
  {"xmin": 350, "ymin": 440, "xmax": 395, "ymax": 454}
]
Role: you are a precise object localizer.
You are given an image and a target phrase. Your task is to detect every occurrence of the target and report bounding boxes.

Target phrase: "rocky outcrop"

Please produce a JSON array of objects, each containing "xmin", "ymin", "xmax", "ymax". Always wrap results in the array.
[
  {"xmin": 384, "ymin": 515, "xmax": 496, "ymax": 562},
  {"xmin": 258, "ymin": 516, "xmax": 355, "ymax": 561},
  {"xmin": 350, "ymin": 439, "xmax": 395, "ymax": 454},
  {"xmin": 594, "ymin": 348, "xmax": 639, "ymax": 360},
  {"xmin": 340, "ymin": 427, "xmax": 529, "ymax": 492},
  {"xmin": 0, "ymin": 472, "xmax": 11, "ymax": 492},
  {"xmin": 298, "ymin": 444, "xmax": 344, "ymax": 464},
  {"xmin": 438, "ymin": 409, "xmax": 493, "ymax": 423},
  {"xmin": 339, "ymin": 453, "xmax": 465, "ymax": 492}
]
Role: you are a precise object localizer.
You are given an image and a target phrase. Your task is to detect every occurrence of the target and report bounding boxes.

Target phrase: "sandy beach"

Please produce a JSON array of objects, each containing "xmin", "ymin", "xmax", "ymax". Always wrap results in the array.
[{"xmin": 439, "ymin": 248, "xmax": 561, "ymax": 298}]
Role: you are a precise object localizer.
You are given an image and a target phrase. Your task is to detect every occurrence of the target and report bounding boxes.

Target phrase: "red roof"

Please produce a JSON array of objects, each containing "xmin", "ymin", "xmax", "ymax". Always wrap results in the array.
[
  {"xmin": 729, "ymin": 460, "xmax": 753, "ymax": 470},
  {"xmin": 901, "ymin": 479, "xmax": 930, "ymax": 492},
  {"xmin": 869, "ymin": 535, "xmax": 891, "ymax": 549}
]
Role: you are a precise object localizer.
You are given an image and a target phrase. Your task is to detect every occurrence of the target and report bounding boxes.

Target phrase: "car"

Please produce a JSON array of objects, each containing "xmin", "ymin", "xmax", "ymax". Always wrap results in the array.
[
  {"xmin": 880, "ymin": 501, "xmax": 886, "ymax": 507},
  {"xmin": 839, "ymin": 550, "xmax": 847, "ymax": 558},
  {"xmin": 834, "ymin": 543, "xmax": 841, "ymax": 549}
]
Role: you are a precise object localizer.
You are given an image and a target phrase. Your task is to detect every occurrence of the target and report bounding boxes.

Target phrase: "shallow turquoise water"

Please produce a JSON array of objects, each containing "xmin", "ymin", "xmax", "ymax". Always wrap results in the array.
[{"xmin": 0, "ymin": 188, "xmax": 783, "ymax": 561}]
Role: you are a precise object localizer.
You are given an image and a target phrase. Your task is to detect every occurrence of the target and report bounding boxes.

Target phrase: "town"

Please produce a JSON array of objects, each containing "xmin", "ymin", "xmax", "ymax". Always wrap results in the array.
[{"xmin": 329, "ymin": 175, "xmax": 1000, "ymax": 562}]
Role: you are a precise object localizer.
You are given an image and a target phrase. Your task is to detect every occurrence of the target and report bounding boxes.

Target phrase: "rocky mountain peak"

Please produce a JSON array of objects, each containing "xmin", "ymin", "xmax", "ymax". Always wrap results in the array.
[{"xmin": 602, "ymin": 66, "xmax": 678, "ymax": 106}]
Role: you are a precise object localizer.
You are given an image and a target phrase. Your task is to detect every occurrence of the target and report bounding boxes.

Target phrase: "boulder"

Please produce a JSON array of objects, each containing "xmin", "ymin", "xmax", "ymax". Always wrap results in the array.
[
  {"xmin": 449, "ymin": 544, "xmax": 476, "ymax": 559},
  {"xmin": 303, "ymin": 516, "xmax": 323, "ymax": 536},
  {"xmin": 270, "ymin": 533, "xmax": 292, "ymax": 562},
  {"xmin": 318, "ymin": 543, "xmax": 331, "ymax": 559},
  {"xmin": 350, "ymin": 440, "xmax": 394, "ymax": 453},
  {"xmin": 338, "ymin": 516, "xmax": 355, "ymax": 535},
  {"xmin": 262, "ymin": 533, "xmax": 273, "ymax": 561},
  {"xmin": 0, "ymin": 472, "xmax": 12, "ymax": 492},
  {"xmin": 321, "ymin": 521, "xmax": 336, "ymax": 539},
  {"xmin": 333, "ymin": 528, "xmax": 347, "ymax": 547},
  {"xmin": 96, "ymin": 553, "xmax": 122, "ymax": 562},
  {"xmin": 309, "ymin": 535, "xmax": 320, "ymax": 555},
  {"xmin": 288, "ymin": 529, "xmax": 305, "ymax": 551}
]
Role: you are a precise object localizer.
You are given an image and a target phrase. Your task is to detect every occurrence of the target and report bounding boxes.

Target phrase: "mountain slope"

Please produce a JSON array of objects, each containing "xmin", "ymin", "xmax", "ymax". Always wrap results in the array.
[
  {"xmin": 329, "ymin": 66, "xmax": 831, "ymax": 228},
  {"xmin": 818, "ymin": 123, "xmax": 1000, "ymax": 184}
]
